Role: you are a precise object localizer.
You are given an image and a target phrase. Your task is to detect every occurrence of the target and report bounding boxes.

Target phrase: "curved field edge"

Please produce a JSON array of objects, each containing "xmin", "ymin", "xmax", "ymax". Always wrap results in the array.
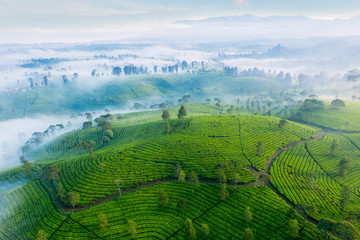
[
  {"xmin": 0, "ymin": 180, "xmax": 334, "ymax": 239},
  {"xmin": 46, "ymin": 115, "xmax": 319, "ymax": 205}
]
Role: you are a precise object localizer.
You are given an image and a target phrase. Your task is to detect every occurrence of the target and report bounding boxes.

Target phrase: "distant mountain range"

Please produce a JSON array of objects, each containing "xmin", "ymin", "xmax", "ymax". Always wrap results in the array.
[{"xmin": 172, "ymin": 14, "xmax": 360, "ymax": 40}]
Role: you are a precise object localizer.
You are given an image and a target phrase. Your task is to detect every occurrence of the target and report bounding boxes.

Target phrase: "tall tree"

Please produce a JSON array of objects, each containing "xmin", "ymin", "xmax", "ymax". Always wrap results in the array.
[
  {"xmin": 243, "ymin": 228, "xmax": 254, "ymax": 240},
  {"xmin": 185, "ymin": 218, "xmax": 196, "ymax": 240},
  {"xmin": 288, "ymin": 219, "xmax": 299, "ymax": 239},
  {"xmin": 177, "ymin": 105, "xmax": 187, "ymax": 119},
  {"xmin": 162, "ymin": 110, "xmax": 170, "ymax": 120},
  {"xmin": 256, "ymin": 141, "xmax": 263, "ymax": 156},
  {"xmin": 338, "ymin": 157, "xmax": 353, "ymax": 177},
  {"xmin": 23, "ymin": 160, "xmax": 32, "ymax": 179},
  {"xmin": 128, "ymin": 220, "xmax": 137, "ymax": 240},
  {"xmin": 233, "ymin": 172, "xmax": 240, "ymax": 190},
  {"xmin": 245, "ymin": 206, "xmax": 253, "ymax": 225},
  {"xmin": 56, "ymin": 182, "xmax": 65, "ymax": 199},
  {"xmin": 178, "ymin": 170, "xmax": 186, "ymax": 182},
  {"xmin": 219, "ymin": 184, "xmax": 228, "ymax": 200},
  {"xmin": 330, "ymin": 99, "xmax": 346, "ymax": 110},
  {"xmin": 278, "ymin": 118, "xmax": 288, "ymax": 128},
  {"xmin": 175, "ymin": 163, "xmax": 182, "ymax": 178},
  {"xmin": 36, "ymin": 230, "xmax": 47, "ymax": 240},
  {"xmin": 330, "ymin": 139, "xmax": 339, "ymax": 156},
  {"xmin": 65, "ymin": 192, "xmax": 80, "ymax": 213},
  {"xmin": 218, "ymin": 169, "xmax": 227, "ymax": 184},
  {"xmin": 340, "ymin": 185, "xmax": 352, "ymax": 211},
  {"xmin": 98, "ymin": 213, "xmax": 108, "ymax": 229},
  {"xmin": 165, "ymin": 120, "xmax": 171, "ymax": 134},
  {"xmin": 200, "ymin": 223, "xmax": 210, "ymax": 239},
  {"xmin": 188, "ymin": 171, "xmax": 200, "ymax": 194},
  {"xmin": 159, "ymin": 189, "xmax": 169, "ymax": 208},
  {"xmin": 46, "ymin": 166, "xmax": 60, "ymax": 186},
  {"xmin": 113, "ymin": 179, "xmax": 125, "ymax": 196}
]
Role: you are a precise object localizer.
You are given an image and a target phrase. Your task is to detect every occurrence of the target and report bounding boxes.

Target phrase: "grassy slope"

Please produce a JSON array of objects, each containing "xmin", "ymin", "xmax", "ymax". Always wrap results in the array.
[
  {"xmin": 0, "ymin": 74, "xmax": 279, "ymax": 120},
  {"xmin": 290, "ymin": 100, "xmax": 360, "ymax": 131}
]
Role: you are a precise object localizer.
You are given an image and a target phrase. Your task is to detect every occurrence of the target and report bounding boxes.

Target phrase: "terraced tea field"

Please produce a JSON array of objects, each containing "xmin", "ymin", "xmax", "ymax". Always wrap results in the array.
[{"xmin": 3, "ymin": 109, "xmax": 360, "ymax": 240}]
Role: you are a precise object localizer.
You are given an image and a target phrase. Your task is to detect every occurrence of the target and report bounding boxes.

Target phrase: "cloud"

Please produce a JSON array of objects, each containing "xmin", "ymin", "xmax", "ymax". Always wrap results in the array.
[{"xmin": 235, "ymin": 0, "xmax": 248, "ymax": 6}]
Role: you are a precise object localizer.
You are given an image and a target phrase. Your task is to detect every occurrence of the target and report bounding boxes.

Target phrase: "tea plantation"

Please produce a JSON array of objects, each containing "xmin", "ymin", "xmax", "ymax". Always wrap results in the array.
[{"xmin": 1, "ymin": 104, "xmax": 360, "ymax": 239}]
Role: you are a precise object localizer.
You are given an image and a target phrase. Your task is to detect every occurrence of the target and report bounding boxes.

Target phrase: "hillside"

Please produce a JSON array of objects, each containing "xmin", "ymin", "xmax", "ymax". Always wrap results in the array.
[
  {"xmin": 287, "ymin": 100, "xmax": 360, "ymax": 132},
  {"xmin": 1, "ymin": 106, "xmax": 360, "ymax": 239}
]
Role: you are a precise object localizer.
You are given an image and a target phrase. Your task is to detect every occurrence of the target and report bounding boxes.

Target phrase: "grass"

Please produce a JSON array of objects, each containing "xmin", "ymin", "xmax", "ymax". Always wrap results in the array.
[{"xmin": 289, "ymin": 100, "xmax": 360, "ymax": 131}]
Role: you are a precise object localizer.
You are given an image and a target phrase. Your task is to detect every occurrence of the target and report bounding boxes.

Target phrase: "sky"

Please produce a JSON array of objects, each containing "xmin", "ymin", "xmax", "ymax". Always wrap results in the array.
[{"xmin": 0, "ymin": 0, "xmax": 360, "ymax": 43}]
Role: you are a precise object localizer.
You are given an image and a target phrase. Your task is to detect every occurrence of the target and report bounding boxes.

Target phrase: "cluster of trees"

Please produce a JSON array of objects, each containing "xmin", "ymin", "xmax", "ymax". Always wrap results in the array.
[
  {"xmin": 245, "ymin": 97, "xmax": 273, "ymax": 116},
  {"xmin": 95, "ymin": 113, "xmax": 114, "ymax": 146},
  {"xmin": 301, "ymin": 98, "xmax": 325, "ymax": 111},
  {"xmin": 20, "ymin": 155, "xmax": 33, "ymax": 179},
  {"xmin": 317, "ymin": 218, "xmax": 360, "ymax": 239},
  {"xmin": 21, "ymin": 123, "xmax": 65, "ymax": 155},
  {"xmin": 45, "ymin": 165, "xmax": 81, "ymax": 213},
  {"xmin": 178, "ymin": 95, "xmax": 192, "ymax": 104}
]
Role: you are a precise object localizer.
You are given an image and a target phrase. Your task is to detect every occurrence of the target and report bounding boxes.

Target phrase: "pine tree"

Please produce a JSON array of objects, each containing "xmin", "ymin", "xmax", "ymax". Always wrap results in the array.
[
  {"xmin": 162, "ymin": 110, "xmax": 170, "ymax": 120},
  {"xmin": 177, "ymin": 105, "xmax": 187, "ymax": 119}
]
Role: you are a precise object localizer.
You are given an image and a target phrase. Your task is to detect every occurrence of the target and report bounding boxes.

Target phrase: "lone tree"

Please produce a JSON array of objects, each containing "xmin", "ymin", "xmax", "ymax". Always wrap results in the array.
[
  {"xmin": 200, "ymin": 223, "xmax": 210, "ymax": 239},
  {"xmin": 56, "ymin": 182, "xmax": 65, "ymax": 199},
  {"xmin": 83, "ymin": 121, "xmax": 92, "ymax": 129},
  {"xmin": 185, "ymin": 218, "xmax": 196, "ymax": 240},
  {"xmin": 36, "ymin": 230, "xmax": 47, "ymax": 240},
  {"xmin": 113, "ymin": 179, "xmax": 125, "ymax": 196},
  {"xmin": 330, "ymin": 99, "xmax": 346, "ymax": 110},
  {"xmin": 243, "ymin": 228, "xmax": 254, "ymax": 240},
  {"xmin": 288, "ymin": 219, "xmax": 300, "ymax": 239},
  {"xmin": 46, "ymin": 166, "xmax": 60, "ymax": 186},
  {"xmin": 98, "ymin": 213, "xmax": 108, "ymax": 229},
  {"xmin": 77, "ymin": 140, "xmax": 96, "ymax": 158},
  {"xmin": 233, "ymin": 172, "xmax": 240, "ymax": 190},
  {"xmin": 159, "ymin": 189, "xmax": 169, "ymax": 208},
  {"xmin": 278, "ymin": 118, "xmax": 288, "ymax": 128},
  {"xmin": 23, "ymin": 160, "xmax": 33, "ymax": 179},
  {"xmin": 188, "ymin": 172, "xmax": 200, "ymax": 194},
  {"xmin": 338, "ymin": 157, "xmax": 353, "ymax": 177},
  {"xmin": 162, "ymin": 110, "xmax": 170, "ymax": 120},
  {"xmin": 65, "ymin": 192, "xmax": 80, "ymax": 213},
  {"xmin": 330, "ymin": 139, "xmax": 339, "ymax": 156},
  {"xmin": 256, "ymin": 141, "xmax": 263, "ymax": 156},
  {"xmin": 128, "ymin": 220, "xmax": 137, "ymax": 240},
  {"xmin": 218, "ymin": 169, "xmax": 227, "ymax": 184},
  {"xmin": 178, "ymin": 170, "xmax": 186, "ymax": 182},
  {"xmin": 177, "ymin": 105, "xmax": 187, "ymax": 119},
  {"xmin": 175, "ymin": 163, "xmax": 182, "ymax": 178},
  {"xmin": 245, "ymin": 206, "xmax": 253, "ymax": 225},
  {"xmin": 219, "ymin": 183, "xmax": 229, "ymax": 200},
  {"xmin": 165, "ymin": 120, "xmax": 171, "ymax": 134},
  {"xmin": 340, "ymin": 185, "xmax": 352, "ymax": 211}
]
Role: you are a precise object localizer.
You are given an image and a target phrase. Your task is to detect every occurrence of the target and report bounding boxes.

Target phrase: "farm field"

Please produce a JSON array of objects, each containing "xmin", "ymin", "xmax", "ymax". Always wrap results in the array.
[
  {"xmin": 47, "ymin": 115, "xmax": 318, "ymax": 205},
  {"xmin": 2, "ymin": 104, "xmax": 360, "ymax": 240},
  {"xmin": 0, "ymin": 181, "xmax": 332, "ymax": 240}
]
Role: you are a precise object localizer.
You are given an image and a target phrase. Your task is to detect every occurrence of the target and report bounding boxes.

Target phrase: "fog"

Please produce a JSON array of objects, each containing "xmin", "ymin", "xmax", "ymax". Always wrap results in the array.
[{"xmin": 1, "ymin": 14, "xmax": 360, "ymax": 171}]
